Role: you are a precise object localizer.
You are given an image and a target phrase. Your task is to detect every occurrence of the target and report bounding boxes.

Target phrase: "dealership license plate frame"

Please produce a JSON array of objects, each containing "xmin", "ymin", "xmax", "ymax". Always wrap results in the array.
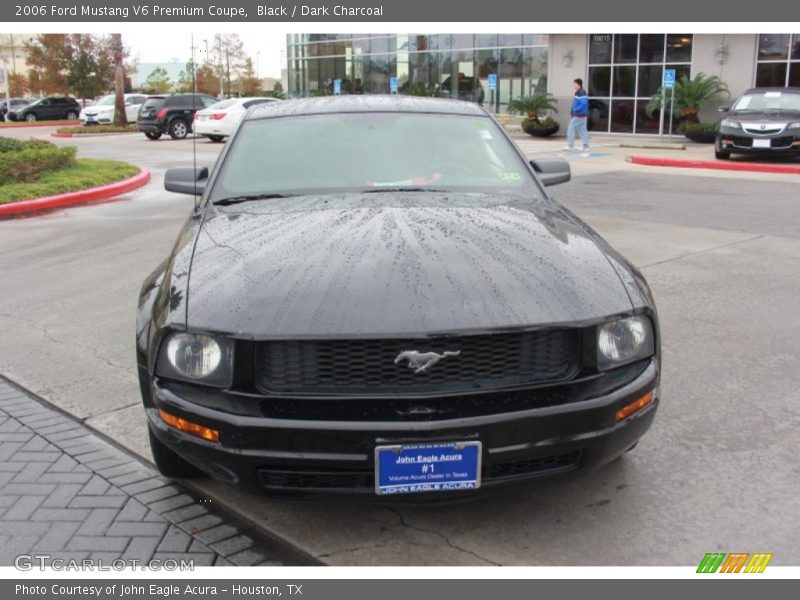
[
  {"xmin": 374, "ymin": 441, "xmax": 482, "ymax": 496},
  {"xmin": 752, "ymin": 138, "xmax": 771, "ymax": 149}
]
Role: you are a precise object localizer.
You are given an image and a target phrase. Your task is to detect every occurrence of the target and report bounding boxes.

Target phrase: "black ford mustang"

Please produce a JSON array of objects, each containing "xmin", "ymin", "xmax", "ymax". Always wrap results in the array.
[{"xmin": 137, "ymin": 96, "xmax": 660, "ymax": 497}]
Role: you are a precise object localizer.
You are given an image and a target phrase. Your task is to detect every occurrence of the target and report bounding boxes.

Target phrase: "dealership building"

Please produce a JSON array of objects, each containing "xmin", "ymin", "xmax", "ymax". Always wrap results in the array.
[{"xmin": 286, "ymin": 33, "xmax": 800, "ymax": 134}]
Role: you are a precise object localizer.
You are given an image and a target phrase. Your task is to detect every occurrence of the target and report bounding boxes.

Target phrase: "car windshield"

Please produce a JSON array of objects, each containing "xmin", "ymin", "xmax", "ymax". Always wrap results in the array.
[
  {"xmin": 732, "ymin": 91, "xmax": 800, "ymax": 112},
  {"xmin": 211, "ymin": 112, "xmax": 538, "ymax": 201},
  {"xmin": 93, "ymin": 95, "xmax": 115, "ymax": 106},
  {"xmin": 206, "ymin": 99, "xmax": 238, "ymax": 110}
]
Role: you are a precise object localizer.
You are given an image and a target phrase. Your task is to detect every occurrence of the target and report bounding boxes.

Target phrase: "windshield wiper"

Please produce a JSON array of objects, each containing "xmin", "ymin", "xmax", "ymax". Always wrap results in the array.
[
  {"xmin": 212, "ymin": 193, "xmax": 294, "ymax": 206},
  {"xmin": 362, "ymin": 187, "xmax": 446, "ymax": 193}
]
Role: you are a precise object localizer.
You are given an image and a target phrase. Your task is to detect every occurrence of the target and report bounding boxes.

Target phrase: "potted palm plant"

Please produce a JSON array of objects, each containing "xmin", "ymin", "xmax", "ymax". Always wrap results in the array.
[
  {"xmin": 508, "ymin": 92, "xmax": 560, "ymax": 137},
  {"xmin": 645, "ymin": 72, "xmax": 729, "ymax": 135}
]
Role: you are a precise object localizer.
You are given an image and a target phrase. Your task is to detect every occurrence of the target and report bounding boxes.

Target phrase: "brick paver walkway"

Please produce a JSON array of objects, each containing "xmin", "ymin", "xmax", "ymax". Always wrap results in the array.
[{"xmin": 0, "ymin": 377, "xmax": 313, "ymax": 567}]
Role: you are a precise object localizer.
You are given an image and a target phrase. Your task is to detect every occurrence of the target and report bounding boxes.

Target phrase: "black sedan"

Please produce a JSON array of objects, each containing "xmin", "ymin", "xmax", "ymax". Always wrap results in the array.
[
  {"xmin": 715, "ymin": 87, "xmax": 800, "ymax": 159},
  {"xmin": 7, "ymin": 96, "xmax": 81, "ymax": 122},
  {"xmin": 137, "ymin": 96, "xmax": 661, "ymax": 497}
]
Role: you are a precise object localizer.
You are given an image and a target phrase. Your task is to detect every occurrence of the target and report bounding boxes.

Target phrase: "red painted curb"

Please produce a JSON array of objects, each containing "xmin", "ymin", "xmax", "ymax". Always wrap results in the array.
[
  {"xmin": 0, "ymin": 168, "xmax": 151, "ymax": 217},
  {"xmin": 51, "ymin": 132, "xmax": 73, "ymax": 138},
  {"xmin": 0, "ymin": 121, "xmax": 79, "ymax": 129},
  {"xmin": 629, "ymin": 155, "xmax": 800, "ymax": 174}
]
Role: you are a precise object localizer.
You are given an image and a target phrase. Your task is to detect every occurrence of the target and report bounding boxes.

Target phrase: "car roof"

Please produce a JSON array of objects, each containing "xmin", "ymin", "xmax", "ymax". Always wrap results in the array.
[
  {"xmin": 246, "ymin": 95, "xmax": 488, "ymax": 120},
  {"xmin": 741, "ymin": 86, "xmax": 800, "ymax": 95}
]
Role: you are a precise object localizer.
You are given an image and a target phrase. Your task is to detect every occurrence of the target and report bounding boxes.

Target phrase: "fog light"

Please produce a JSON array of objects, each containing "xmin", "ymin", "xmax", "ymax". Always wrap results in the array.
[
  {"xmin": 615, "ymin": 390, "xmax": 655, "ymax": 422},
  {"xmin": 159, "ymin": 409, "xmax": 220, "ymax": 443}
]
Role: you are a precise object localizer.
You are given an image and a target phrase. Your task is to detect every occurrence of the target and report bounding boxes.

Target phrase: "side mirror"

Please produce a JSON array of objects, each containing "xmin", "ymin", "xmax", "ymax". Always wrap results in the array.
[
  {"xmin": 530, "ymin": 158, "xmax": 571, "ymax": 187},
  {"xmin": 164, "ymin": 166, "xmax": 209, "ymax": 196},
  {"xmin": 718, "ymin": 105, "xmax": 730, "ymax": 112}
]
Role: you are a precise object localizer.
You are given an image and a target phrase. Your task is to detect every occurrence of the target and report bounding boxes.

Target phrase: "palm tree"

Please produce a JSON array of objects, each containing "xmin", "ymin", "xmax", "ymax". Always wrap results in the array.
[
  {"xmin": 646, "ymin": 72, "xmax": 729, "ymax": 123},
  {"xmin": 507, "ymin": 92, "xmax": 559, "ymax": 127}
]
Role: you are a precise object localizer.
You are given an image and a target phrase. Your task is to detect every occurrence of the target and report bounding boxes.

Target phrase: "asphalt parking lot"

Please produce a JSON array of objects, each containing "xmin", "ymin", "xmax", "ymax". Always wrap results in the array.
[{"xmin": 1, "ymin": 127, "xmax": 798, "ymax": 565}]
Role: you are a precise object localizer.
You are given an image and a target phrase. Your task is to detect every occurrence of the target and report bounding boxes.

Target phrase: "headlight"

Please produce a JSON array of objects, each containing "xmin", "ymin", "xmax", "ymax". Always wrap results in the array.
[
  {"xmin": 720, "ymin": 119, "xmax": 739, "ymax": 129},
  {"xmin": 788, "ymin": 122, "xmax": 800, "ymax": 130},
  {"xmin": 597, "ymin": 316, "xmax": 655, "ymax": 370},
  {"xmin": 156, "ymin": 332, "xmax": 234, "ymax": 387}
]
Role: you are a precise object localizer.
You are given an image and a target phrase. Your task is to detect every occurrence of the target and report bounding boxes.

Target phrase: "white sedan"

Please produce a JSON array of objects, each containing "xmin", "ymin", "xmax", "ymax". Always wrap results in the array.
[
  {"xmin": 194, "ymin": 97, "xmax": 280, "ymax": 141},
  {"xmin": 79, "ymin": 94, "xmax": 148, "ymax": 125}
]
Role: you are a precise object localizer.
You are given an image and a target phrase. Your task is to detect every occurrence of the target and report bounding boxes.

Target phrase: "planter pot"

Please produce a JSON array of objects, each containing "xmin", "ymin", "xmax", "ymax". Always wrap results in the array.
[
  {"xmin": 683, "ymin": 131, "xmax": 716, "ymax": 144},
  {"xmin": 524, "ymin": 124, "xmax": 560, "ymax": 137}
]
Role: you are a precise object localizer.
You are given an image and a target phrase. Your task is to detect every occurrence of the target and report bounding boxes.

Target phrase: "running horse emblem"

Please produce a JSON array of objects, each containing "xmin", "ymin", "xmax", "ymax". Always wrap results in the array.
[{"xmin": 394, "ymin": 350, "xmax": 461, "ymax": 374}]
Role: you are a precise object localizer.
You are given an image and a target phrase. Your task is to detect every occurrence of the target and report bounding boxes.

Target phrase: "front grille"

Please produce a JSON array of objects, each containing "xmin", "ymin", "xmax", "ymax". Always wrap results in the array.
[
  {"xmin": 258, "ymin": 450, "xmax": 583, "ymax": 491},
  {"xmin": 254, "ymin": 329, "xmax": 580, "ymax": 395},
  {"xmin": 743, "ymin": 126, "xmax": 783, "ymax": 135}
]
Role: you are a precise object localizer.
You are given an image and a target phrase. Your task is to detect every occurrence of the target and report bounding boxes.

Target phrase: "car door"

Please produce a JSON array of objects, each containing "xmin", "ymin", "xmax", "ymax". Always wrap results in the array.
[{"xmin": 34, "ymin": 98, "xmax": 52, "ymax": 118}]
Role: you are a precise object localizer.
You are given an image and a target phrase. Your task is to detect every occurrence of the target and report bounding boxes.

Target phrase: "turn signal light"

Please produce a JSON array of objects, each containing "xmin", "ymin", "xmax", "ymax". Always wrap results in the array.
[
  {"xmin": 155, "ymin": 108, "xmax": 169, "ymax": 121},
  {"xmin": 615, "ymin": 390, "xmax": 655, "ymax": 422},
  {"xmin": 159, "ymin": 409, "xmax": 220, "ymax": 443}
]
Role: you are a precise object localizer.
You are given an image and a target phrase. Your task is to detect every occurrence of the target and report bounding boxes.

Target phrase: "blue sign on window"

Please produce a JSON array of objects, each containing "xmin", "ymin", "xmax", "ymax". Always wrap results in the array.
[
  {"xmin": 389, "ymin": 76, "xmax": 398, "ymax": 94},
  {"xmin": 663, "ymin": 69, "xmax": 676, "ymax": 89},
  {"xmin": 488, "ymin": 73, "xmax": 497, "ymax": 91},
  {"xmin": 333, "ymin": 79, "xmax": 341, "ymax": 95}
]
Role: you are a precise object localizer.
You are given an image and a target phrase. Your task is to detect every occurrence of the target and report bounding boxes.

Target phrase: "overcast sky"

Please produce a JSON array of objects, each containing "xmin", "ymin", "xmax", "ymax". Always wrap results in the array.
[{"xmin": 122, "ymin": 31, "xmax": 286, "ymax": 77}]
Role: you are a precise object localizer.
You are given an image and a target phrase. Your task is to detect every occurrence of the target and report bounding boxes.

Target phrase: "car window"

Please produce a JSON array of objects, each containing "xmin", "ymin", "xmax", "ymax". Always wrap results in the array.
[
  {"xmin": 207, "ymin": 99, "xmax": 238, "ymax": 110},
  {"xmin": 201, "ymin": 96, "xmax": 218, "ymax": 107},
  {"xmin": 733, "ymin": 91, "xmax": 800, "ymax": 112},
  {"xmin": 212, "ymin": 112, "xmax": 538, "ymax": 201}
]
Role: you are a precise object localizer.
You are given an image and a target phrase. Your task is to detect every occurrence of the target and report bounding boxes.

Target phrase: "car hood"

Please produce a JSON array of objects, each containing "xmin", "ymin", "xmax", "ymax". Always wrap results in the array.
[
  {"xmin": 185, "ymin": 193, "xmax": 633, "ymax": 337},
  {"xmin": 726, "ymin": 110, "xmax": 800, "ymax": 123}
]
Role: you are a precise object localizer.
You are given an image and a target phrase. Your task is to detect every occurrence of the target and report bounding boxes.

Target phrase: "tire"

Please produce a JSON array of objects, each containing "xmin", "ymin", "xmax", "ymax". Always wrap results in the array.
[
  {"xmin": 25, "ymin": 112, "xmax": 36, "ymax": 122},
  {"xmin": 168, "ymin": 118, "xmax": 189, "ymax": 140},
  {"xmin": 148, "ymin": 428, "xmax": 202, "ymax": 479},
  {"xmin": 207, "ymin": 135, "xmax": 225, "ymax": 143},
  {"xmin": 715, "ymin": 138, "xmax": 731, "ymax": 160},
  {"xmin": 65, "ymin": 110, "xmax": 78, "ymax": 120},
  {"xmin": 144, "ymin": 131, "xmax": 162, "ymax": 140}
]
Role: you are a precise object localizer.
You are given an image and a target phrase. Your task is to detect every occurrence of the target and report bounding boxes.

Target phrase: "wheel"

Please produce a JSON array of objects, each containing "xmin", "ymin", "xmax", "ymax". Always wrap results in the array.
[
  {"xmin": 168, "ymin": 118, "xmax": 189, "ymax": 140},
  {"xmin": 65, "ymin": 110, "xmax": 78, "ymax": 120},
  {"xmin": 207, "ymin": 135, "xmax": 225, "ymax": 143},
  {"xmin": 144, "ymin": 131, "xmax": 162, "ymax": 140},
  {"xmin": 148, "ymin": 428, "xmax": 202, "ymax": 478},
  {"xmin": 715, "ymin": 138, "xmax": 731, "ymax": 160},
  {"xmin": 25, "ymin": 112, "xmax": 36, "ymax": 122}
]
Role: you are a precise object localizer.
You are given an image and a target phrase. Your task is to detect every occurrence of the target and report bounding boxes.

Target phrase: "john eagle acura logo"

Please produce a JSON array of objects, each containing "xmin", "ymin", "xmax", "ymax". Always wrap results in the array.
[{"xmin": 394, "ymin": 350, "xmax": 461, "ymax": 373}]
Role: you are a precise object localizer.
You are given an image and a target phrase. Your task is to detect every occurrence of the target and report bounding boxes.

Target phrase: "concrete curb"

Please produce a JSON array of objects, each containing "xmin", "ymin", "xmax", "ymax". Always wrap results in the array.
[
  {"xmin": 51, "ymin": 131, "xmax": 137, "ymax": 138},
  {"xmin": 0, "ymin": 167, "xmax": 151, "ymax": 217},
  {"xmin": 628, "ymin": 155, "xmax": 800, "ymax": 174},
  {"xmin": 0, "ymin": 120, "xmax": 79, "ymax": 129}
]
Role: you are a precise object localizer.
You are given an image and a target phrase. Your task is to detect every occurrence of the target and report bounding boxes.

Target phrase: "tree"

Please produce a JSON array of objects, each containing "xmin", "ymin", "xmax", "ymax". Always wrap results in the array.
[
  {"xmin": 211, "ymin": 34, "xmax": 246, "ymax": 97},
  {"xmin": 194, "ymin": 64, "xmax": 219, "ymax": 96},
  {"xmin": 175, "ymin": 60, "xmax": 196, "ymax": 94},
  {"xmin": 24, "ymin": 34, "xmax": 71, "ymax": 94},
  {"xmin": 7, "ymin": 72, "xmax": 28, "ymax": 97},
  {"xmin": 646, "ymin": 73, "xmax": 729, "ymax": 123},
  {"xmin": 143, "ymin": 67, "xmax": 172, "ymax": 94},
  {"xmin": 67, "ymin": 35, "xmax": 107, "ymax": 101},
  {"xmin": 273, "ymin": 81, "xmax": 283, "ymax": 93},
  {"xmin": 111, "ymin": 33, "xmax": 127, "ymax": 126},
  {"xmin": 27, "ymin": 70, "xmax": 42, "ymax": 96},
  {"xmin": 507, "ymin": 92, "xmax": 559, "ymax": 126},
  {"xmin": 237, "ymin": 57, "xmax": 261, "ymax": 96}
]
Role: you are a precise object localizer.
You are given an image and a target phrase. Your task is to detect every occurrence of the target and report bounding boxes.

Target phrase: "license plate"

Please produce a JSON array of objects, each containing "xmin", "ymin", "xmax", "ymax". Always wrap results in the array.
[
  {"xmin": 753, "ymin": 138, "xmax": 771, "ymax": 148},
  {"xmin": 374, "ymin": 441, "xmax": 482, "ymax": 495}
]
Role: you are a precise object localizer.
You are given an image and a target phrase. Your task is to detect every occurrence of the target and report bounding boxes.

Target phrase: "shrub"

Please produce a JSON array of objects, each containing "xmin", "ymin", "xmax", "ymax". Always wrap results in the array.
[
  {"xmin": 0, "ymin": 136, "xmax": 56, "ymax": 152},
  {"xmin": 677, "ymin": 121, "xmax": 717, "ymax": 134},
  {"xmin": 0, "ymin": 146, "xmax": 77, "ymax": 185},
  {"xmin": 57, "ymin": 124, "xmax": 138, "ymax": 135}
]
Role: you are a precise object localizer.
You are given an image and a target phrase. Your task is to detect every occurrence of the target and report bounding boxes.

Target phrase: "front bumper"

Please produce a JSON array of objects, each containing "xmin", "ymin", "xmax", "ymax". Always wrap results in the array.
[
  {"xmin": 145, "ymin": 359, "xmax": 660, "ymax": 497},
  {"xmin": 717, "ymin": 129, "xmax": 800, "ymax": 154}
]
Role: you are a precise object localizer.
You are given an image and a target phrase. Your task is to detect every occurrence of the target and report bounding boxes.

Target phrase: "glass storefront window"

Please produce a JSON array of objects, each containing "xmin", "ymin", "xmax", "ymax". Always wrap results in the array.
[
  {"xmin": 756, "ymin": 34, "xmax": 800, "ymax": 87},
  {"xmin": 588, "ymin": 33, "xmax": 692, "ymax": 134}
]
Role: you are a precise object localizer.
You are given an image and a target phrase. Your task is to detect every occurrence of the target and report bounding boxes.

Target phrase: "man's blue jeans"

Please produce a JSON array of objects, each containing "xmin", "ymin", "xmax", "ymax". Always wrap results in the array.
[{"xmin": 566, "ymin": 116, "xmax": 590, "ymax": 148}]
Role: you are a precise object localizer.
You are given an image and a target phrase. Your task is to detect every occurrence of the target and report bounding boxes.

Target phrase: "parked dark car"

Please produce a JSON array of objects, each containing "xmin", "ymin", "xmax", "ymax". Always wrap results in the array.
[
  {"xmin": 137, "ymin": 93, "xmax": 218, "ymax": 140},
  {"xmin": 6, "ymin": 96, "xmax": 80, "ymax": 122},
  {"xmin": 715, "ymin": 87, "xmax": 800, "ymax": 159},
  {"xmin": 137, "ymin": 96, "xmax": 660, "ymax": 498},
  {"xmin": 439, "ymin": 75, "xmax": 486, "ymax": 104},
  {"xmin": 1, "ymin": 98, "xmax": 30, "ymax": 121}
]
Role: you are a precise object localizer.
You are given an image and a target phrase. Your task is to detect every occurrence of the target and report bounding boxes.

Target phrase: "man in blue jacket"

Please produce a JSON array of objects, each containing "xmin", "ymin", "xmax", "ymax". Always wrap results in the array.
[{"xmin": 565, "ymin": 78, "xmax": 590, "ymax": 152}]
